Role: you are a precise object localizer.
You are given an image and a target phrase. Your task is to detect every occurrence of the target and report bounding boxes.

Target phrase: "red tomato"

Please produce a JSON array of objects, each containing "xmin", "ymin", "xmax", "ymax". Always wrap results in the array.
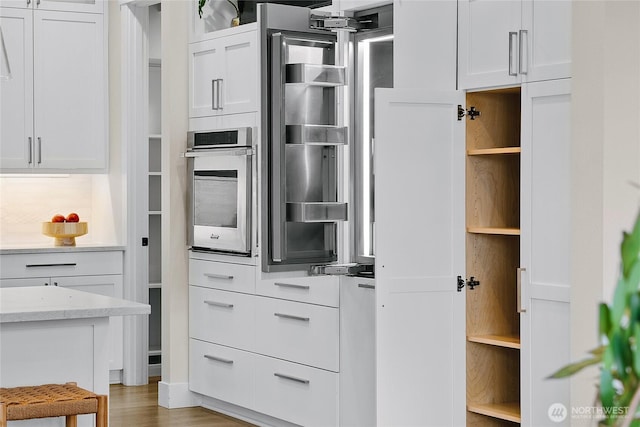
[
  {"xmin": 66, "ymin": 213, "xmax": 80, "ymax": 223},
  {"xmin": 51, "ymin": 214, "xmax": 66, "ymax": 223}
]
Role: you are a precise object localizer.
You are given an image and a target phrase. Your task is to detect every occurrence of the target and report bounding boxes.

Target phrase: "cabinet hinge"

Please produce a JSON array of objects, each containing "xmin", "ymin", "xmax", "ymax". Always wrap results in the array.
[
  {"xmin": 457, "ymin": 105, "xmax": 481, "ymax": 121},
  {"xmin": 457, "ymin": 275, "xmax": 480, "ymax": 292}
]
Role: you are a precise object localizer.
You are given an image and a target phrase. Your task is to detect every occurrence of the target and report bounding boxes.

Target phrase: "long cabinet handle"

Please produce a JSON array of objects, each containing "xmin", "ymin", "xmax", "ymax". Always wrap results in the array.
[
  {"xmin": 204, "ymin": 300, "xmax": 234, "ymax": 309},
  {"xmin": 274, "ymin": 312, "xmax": 310, "ymax": 322},
  {"xmin": 358, "ymin": 283, "xmax": 375, "ymax": 290},
  {"xmin": 517, "ymin": 267, "xmax": 526, "ymax": 313},
  {"xmin": 26, "ymin": 263, "xmax": 77, "ymax": 268},
  {"xmin": 217, "ymin": 79, "xmax": 223, "ymax": 110},
  {"xmin": 204, "ymin": 354, "xmax": 234, "ymax": 364},
  {"xmin": 274, "ymin": 372, "xmax": 310, "ymax": 384},
  {"xmin": 508, "ymin": 31, "xmax": 518, "ymax": 76},
  {"xmin": 28, "ymin": 137, "xmax": 33, "ymax": 164},
  {"xmin": 204, "ymin": 273, "xmax": 234, "ymax": 280},
  {"xmin": 37, "ymin": 137, "xmax": 42, "ymax": 164},
  {"xmin": 519, "ymin": 29, "xmax": 528, "ymax": 75},
  {"xmin": 211, "ymin": 79, "xmax": 218, "ymax": 110},
  {"xmin": 274, "ymin": 282, "xmax": 310, "ymax": 290}
]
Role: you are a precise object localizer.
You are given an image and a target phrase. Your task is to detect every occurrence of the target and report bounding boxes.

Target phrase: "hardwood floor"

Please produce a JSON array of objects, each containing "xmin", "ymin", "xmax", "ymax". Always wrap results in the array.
[{"xmin": 109, "ymin": 378, "xmax": 255, "ymax": 427}]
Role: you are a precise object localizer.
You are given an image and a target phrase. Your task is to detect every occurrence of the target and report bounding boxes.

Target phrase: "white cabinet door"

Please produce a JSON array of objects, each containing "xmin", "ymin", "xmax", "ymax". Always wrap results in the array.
[
  {"xmin": 189, "ymin": 28, "xmax": 258, "ymax": 118},
  {"xmin": 56, "ymin": 274, "xmax": 125, "ymax": 372},
  {"xmin": 34, "ymin": 10, "xmax": 106, "ymax": 170},
  {"xmin": 374, "ymin": 89, "xmax": 465, "ymax": 426},
  {"xmin": 339, "ymin": 276, "xmax": 375, "ymax": 427},
  {"xmin": 393, "ymin": 0, "xmax": 457, "ymax": 90},
  {"xmin": 459, "ymin": 0, "xmax": 571, "ymax": 89},
  {"xmin": 458, "ymin": 0, "xmax": 522, "ymax": 89},
  {"xmin": 520, "ymin": 79, "xmax": 571, "ymax": 426},
  {"xmin": 0, "ymin": 8, "xmax": 34, "ymax": 171},
  {"xmin": 0, "ymin": 0, "xmax": 104, "ymax": 13},
  {"xmin": 521, "ymin": 0, "xmax": 571, "ymax": 83}
]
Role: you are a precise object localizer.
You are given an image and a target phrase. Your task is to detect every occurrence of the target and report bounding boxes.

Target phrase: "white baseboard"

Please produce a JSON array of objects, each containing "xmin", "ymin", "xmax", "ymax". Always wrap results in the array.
[
  {"xmin": 197, "ymin": 394, "xmax": 298, "ymax": 427},
  {"xmin": 157, "ymin": 380, "xmax": 198, "ymax": 409},
  {"xmin": 109, "ymin": 369, "xmax": 123, "ymax": 384}
]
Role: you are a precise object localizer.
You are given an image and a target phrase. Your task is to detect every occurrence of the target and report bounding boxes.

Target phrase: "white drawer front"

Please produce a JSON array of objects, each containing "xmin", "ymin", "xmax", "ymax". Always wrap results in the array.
[
  {"xmin": 189, "ymin": 339, "xmax": 254, "ymax": 409},
  {"xmin": 0, "ymin": 251, "xmax": 123, "ymax": 279},
  {"xmin": 255, "ymin": 297, "xmax": 339, "ymax": 372},
  {"xmin": 254, "ymin": 354, "xmax": 339, "ymax": 427},
  {"xmin": 256, "ymin": 275, "xmax": 339, "ymax": 307},
  {"xmin": 189, "ymin": 259, "xmax": 255, "ymax": 294},
  {"xmin": 189, "ymin": 286, "xmax": 254, "ymax": 351}
]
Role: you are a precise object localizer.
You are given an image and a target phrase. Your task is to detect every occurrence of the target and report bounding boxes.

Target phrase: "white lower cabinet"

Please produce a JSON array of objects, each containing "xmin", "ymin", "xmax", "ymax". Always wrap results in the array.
[
  {"xmin": 254, "ymin": 297, "xmax": 339, "ymax": 372},
  {"xmin": 189, "ymin": 339, "xmax": 255, "ymax": 409},
  {"xmin": 0, "ymin": 250, "xmax": 125, "ymax": 374},
  {"xmin": 254, "ymin": 354, "xmax": 339, "ymax": 427},
  {"xmin": 189, "ymin": 255, "xmax": 350, "ymax": 426},
  {"xmin": 189, "ymin": 286, "xmax": 255, "ymax": 351}
]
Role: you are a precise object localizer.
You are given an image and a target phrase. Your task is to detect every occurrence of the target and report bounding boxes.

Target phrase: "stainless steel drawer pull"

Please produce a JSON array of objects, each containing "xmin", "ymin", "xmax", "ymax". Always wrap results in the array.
[
  {"xmin": 274, "ymin": 313, "xmax": 310, "ymax": 322},
  {"xmin": 26, "ymin": 263, "xmax": 77, "ymax": 268},
  {"xmin": 204, "ymin": 273, "xmax": 234, "ymax": 280},
  {"xmin": 204, "ymin": 354, "xmax": 234, "ymax": 364},
  {"xmin": 274, "ymin": 282, "xmax": 310, "ymax": 290},
  {"xmin": 358, "ymin": 283, "xmax": 375, "ymax": 290},
  {"xmin": 274, "ymin": 372, "xmax": 310, "ymax": 384},
  {"xmin": 204, "ymin": 300, "xmax": 234, "ymax": 309}
]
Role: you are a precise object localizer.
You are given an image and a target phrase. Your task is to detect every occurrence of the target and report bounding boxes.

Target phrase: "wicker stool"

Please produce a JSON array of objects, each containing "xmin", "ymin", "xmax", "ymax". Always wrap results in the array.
[{"xmin": 0, "ymin": 382, "xmax": 107, "ymax": 427}]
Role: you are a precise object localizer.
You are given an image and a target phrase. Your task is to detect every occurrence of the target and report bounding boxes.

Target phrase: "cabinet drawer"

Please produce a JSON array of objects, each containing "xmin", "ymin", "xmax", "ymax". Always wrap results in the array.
[
  {"xmin": 255, "ymin": 296, "xmax": 339, "ymax": 372},
  {"xmin": 254, "ymin": 354, "xmax": 339, "ymax": 427},
  {"xmin": 0, "ymin": 251, "xmax": 123, "ymax": 279},
  {"xmin": 189, "ymin": 339, "xmax": 254, "ymax": 409},
  {"xmin": 189, "ymin": 286, "xmax": 254, "ymax": 351},
  {"xmin": 189, "ymin": 259, "xmax": 255, "ymax": 294},
  {"xmin": 256, "ymin": 275, "xmax": 339, "ymax": 307}
]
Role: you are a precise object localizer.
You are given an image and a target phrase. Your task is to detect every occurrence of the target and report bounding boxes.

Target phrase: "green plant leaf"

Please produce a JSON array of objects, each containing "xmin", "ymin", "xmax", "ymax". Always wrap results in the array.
[
  {"xmin": 601, "ymin": 303, "xmax": 612, "ymax": 343},
  {"xmin": 547, "ymin": 355, "xmax": 603, "ymax": 379},
  {"xmin": 612, "ymin": 277, "xmax": 628, "ymax": 328},
  {"xmin": 634, "ymin": 323, "xmax": 640, "ymax": 375},
  {"xmin": 601, "ymin": 368, "xmax": 616, "ymax": 416},
  {"xmin": 612, "ymin": 329, "xmax": 632, "ymax": 381}
]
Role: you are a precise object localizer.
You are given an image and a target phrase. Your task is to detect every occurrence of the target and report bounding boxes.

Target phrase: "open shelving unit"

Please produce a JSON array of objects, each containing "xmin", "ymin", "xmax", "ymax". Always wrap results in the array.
[
  {"xmin": 147, "ymin": 3, "xmax": 162, "ymax": 378},
  {"xmin": 465, "ymin": 87, "xmax": 522, "ymax": 425}
]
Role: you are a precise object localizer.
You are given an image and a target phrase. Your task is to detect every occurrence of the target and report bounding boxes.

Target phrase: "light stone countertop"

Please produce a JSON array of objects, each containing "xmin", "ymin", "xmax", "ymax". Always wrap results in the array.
[
  {"xmin": 0, "ymin": 286, "xmax": 150, "ymax": 323},
  {"xmin": 0, "ymin": 244, "xmax": 125, "ymax": 255}
]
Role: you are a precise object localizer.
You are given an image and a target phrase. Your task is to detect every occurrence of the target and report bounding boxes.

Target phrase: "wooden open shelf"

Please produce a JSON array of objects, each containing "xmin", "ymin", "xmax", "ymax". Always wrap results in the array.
[
  {"xmin": 467, "ymin": 227, "xmax": 520, "ymax": 236},
  {"xmin": 466, "ymin": 87, "xmax": 522, "ymax": 426},
  {"xmin": 468, "ymin": 334, "xmax": 520, "ymax": 349},
  {"xmin": 468, "ymin": 402, "xmax": 521, "ymax": 424},
  {"xmin": 468, "ymin": 147, "xmax": 521, "ymax": 156}
]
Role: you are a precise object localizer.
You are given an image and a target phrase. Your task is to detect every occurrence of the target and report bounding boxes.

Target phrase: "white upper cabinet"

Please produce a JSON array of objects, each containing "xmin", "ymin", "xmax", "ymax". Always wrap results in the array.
[
  {"xmin": 458, "ymin": 0, "xmax": 571, "ymax": 90},
  {"xmin": 1, "ymin": 0, "xmax": 104, "ymax": 14},
  {"xmin": 188, "ymin": 25, "xmax": 259, "ymax": 119},
  {"xmin": 0, "ymin": 2, "xmax": 107, "ymax": 172},
  {"xmin": 0, "ymin": 8, "xmax": 33, "ymax": 169}
]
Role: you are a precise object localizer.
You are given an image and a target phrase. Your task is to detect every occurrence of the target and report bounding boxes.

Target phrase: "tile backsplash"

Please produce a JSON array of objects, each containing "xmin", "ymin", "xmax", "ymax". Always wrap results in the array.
[{"xmin": 0, "ymin": 175, "xmax": 96, "ymax": 246}]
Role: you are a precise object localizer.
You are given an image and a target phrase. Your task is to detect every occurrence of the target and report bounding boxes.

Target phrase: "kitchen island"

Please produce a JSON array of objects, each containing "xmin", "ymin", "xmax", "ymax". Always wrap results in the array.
[{"xmin": 0, "ymin": 286, "xmax": 150, "ymax": 426}]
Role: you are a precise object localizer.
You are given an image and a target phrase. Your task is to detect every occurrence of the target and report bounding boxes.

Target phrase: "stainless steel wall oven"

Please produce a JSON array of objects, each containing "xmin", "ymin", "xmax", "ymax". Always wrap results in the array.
[{"xmin": 186, "ymin": 128, "xmax": 253, "ymax": 255}]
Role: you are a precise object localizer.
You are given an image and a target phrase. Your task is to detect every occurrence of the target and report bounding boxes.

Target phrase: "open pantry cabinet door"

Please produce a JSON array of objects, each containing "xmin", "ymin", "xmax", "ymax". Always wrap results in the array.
[{"xmin": 374, "ymin": 88, "xmax": 465, "ymax": 426}]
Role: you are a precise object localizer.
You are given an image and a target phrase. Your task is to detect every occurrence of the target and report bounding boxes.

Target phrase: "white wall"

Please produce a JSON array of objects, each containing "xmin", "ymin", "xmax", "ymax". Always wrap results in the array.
[{"xmin": 571, "ymin": 0, "xmax": 640, "ymax": 419}]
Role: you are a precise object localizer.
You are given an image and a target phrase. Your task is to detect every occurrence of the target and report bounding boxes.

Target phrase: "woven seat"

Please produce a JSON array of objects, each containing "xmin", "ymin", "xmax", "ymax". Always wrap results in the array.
[{"xmin": 0, "ymin": 382, "xmax": 107, "ymax": 427}]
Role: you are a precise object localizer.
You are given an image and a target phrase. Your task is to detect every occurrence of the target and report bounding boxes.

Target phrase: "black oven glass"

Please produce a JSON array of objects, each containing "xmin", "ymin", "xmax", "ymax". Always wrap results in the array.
[
  {"xmin": 193, "ymin": 130, "xmax": 239, "ymax": 148},
  {"xmin": 194, "ymin": 170, "xmax": 238, "ymax": 228}
]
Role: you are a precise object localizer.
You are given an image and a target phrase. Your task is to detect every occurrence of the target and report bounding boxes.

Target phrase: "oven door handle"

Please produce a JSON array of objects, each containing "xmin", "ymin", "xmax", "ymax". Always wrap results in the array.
[{"xmin": 182, "ymin": 147, "xmax": 253, "ymax": 158}]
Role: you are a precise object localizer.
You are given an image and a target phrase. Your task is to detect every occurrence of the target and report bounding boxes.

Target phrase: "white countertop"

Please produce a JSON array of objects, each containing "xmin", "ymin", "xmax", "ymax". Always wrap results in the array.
[
  {"xmin": 0, "ymin": 244, "xmax": 125, "ymax": 255},
  {"xmin": 0, "ymin": 286, "xmax": 150, "ymax": 323}
]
